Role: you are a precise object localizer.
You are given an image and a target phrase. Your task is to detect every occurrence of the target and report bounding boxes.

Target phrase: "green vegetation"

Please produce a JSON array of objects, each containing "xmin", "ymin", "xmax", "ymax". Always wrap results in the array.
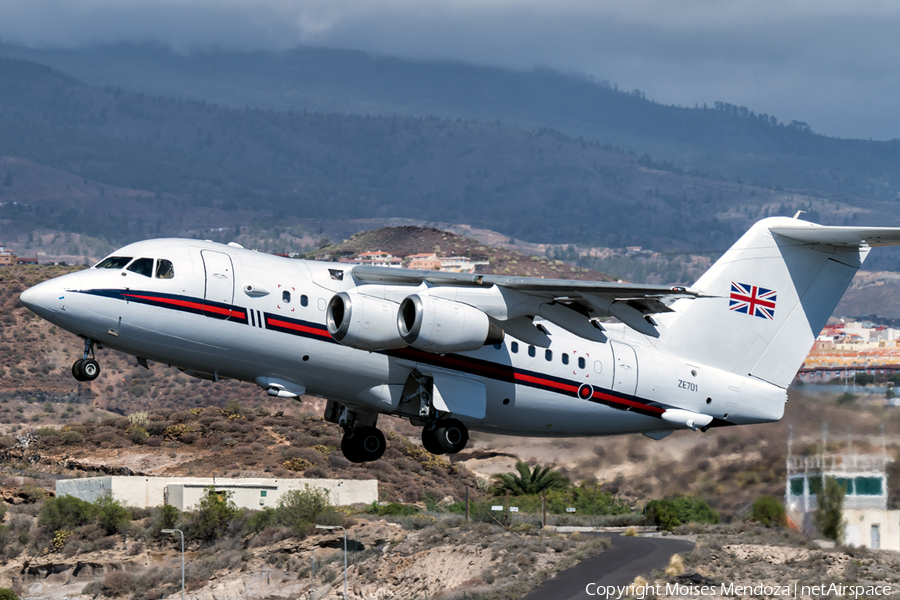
[
  {"xmin": 748, "ymin": 495, "xmax": 787, "ymax": 527},
  {"xmin": 815, "ymin": 477, "xmax": 845, "ymax": 542},
  {"xmin": 644, "ymin": 496, "xmax": 720, "ymax": 531},
  {"xmin": 38, "ymin": 494, "xmax": 96, "ymax": 531},
  {"xmin": 0, "ymin": 588, "xmax": 20, "ymax": 600},
  {"xmin": 492, "ymin": 461, "xmax": 570, "ymax": 496}
]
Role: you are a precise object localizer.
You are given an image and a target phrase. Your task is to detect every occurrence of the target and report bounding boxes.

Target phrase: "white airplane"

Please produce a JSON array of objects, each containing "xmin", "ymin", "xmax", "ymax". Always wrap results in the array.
[{"xmin": 19, "ymin": 217, "xmax": 900, "ymax": 463}]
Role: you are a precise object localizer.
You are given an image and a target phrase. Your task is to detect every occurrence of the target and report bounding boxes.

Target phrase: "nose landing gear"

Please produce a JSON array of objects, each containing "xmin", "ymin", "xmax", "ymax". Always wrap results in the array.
[{"xmin": 72, "ymin": 338, "xmax": 101, "ymax": 382}]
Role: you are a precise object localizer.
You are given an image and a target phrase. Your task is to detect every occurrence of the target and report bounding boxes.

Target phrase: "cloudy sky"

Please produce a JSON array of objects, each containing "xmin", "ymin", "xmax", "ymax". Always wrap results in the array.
[{"xmin": 2, "ymin": 0, "xmax": 898, "ymax": 140}]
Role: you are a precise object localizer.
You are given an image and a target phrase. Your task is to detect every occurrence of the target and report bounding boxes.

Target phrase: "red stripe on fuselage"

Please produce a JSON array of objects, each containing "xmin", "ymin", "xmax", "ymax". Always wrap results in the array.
[
  {"xmin": 266, "ymin": 317, "xmax": 333, "ymax": 339},
  {"xmin": 123, "ymin": 294, "xmax": 244, "ymax": 319}
]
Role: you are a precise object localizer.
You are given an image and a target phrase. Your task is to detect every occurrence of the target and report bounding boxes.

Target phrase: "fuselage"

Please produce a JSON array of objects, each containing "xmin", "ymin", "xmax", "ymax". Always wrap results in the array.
[{"xmin": 20, "ymin": 238, "xmax": 786, "ymax": 438}]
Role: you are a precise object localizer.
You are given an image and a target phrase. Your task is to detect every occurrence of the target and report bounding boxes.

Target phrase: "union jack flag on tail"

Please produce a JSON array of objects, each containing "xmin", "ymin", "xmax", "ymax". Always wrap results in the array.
[{"xmin": 729, "ymin": 282, "xmax": 777, "ymax": 320}]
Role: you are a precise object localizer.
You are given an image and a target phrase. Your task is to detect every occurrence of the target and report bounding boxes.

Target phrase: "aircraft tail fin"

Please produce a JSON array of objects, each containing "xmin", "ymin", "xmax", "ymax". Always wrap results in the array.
[{"xmin": 656, "ymin": 217, "xmax": 900, "ymax": 388}]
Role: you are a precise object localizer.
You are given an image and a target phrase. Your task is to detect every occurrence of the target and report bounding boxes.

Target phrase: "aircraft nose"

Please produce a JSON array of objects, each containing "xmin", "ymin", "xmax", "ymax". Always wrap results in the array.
[{"xmin": 20, "ymin": 279, "xmax": 62, "ymax": 317}]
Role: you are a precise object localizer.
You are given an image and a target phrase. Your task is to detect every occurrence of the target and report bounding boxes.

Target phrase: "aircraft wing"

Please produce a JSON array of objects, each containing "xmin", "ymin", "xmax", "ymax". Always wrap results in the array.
[{"xmin": 350, "ymin": 265, "xmax": 710, "ymax": 339}]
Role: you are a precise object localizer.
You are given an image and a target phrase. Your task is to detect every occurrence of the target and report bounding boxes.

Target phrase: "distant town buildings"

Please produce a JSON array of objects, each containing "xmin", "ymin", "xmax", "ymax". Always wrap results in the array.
[
  {"xmin": 0, "ymin": 247, "xmax": 14, "ymax": 266},
  {"xmin": 337, "ymin": 250, "xmax": 488, "ymax": 272},
  {"xmin": 797, "ymin": 320, "xmax": 900, "ymax": 383},
  {"xmin": 0, "ymin": 247, "xmax": 36, "ymax": 265}
]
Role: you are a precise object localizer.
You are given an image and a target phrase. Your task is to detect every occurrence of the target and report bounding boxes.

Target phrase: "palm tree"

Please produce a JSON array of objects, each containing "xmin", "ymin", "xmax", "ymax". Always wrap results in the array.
[{"xmin": 492, "ymin": 460, "xmax": 569, "ymax": 496}]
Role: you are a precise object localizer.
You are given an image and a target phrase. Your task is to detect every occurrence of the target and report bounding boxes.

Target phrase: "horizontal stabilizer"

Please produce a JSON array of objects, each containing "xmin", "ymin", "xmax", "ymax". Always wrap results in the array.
[{"xmin": 770, "ymin": 224, "xmax": 900, "ymax": 247}]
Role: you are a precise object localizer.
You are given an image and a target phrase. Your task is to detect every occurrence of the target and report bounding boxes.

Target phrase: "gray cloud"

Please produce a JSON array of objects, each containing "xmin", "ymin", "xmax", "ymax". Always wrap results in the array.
[{"xmin": 1, "ymin": 0, "xmax": 899, "ymax": 139}]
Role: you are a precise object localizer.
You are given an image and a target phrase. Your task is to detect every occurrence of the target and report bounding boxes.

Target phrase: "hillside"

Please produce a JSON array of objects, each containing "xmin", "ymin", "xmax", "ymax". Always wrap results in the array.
[
  {"xmin": 3, "ymin": 57, "xmax": 900, "ymax": 262},
  {"xmin": 4, "ymin": 43, "xmax": 900, "ymax": 204},
  {"xmin": 307, "ymin": 226, "xmax": 611, "ymax": 281}
]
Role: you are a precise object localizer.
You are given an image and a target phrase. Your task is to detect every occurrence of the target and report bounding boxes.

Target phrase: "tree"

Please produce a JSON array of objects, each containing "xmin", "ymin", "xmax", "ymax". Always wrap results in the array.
[
  {"xmin": 190, "ymin": 487, "xmax": 237, "ymax": 543},
  {"xmin": 492, "ymin": 461, "xmax": 569, "ymax": 496},
  {"xmin": 749, "ymin": 495, "xmax": 786, "ymax": 527},
  {"xmin": 815, "ymin": 477, "xmax": 845, "ymax": 542}
]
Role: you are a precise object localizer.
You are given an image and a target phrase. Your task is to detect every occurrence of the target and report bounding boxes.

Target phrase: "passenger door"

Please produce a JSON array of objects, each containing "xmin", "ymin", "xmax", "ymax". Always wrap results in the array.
[
  {"xmin": 201, "ymin": 250, "xmax": 235, "ymax": 319},
  {"xmin": 611, "ymin": 341, "xmax": 639, "ymax": 396}
]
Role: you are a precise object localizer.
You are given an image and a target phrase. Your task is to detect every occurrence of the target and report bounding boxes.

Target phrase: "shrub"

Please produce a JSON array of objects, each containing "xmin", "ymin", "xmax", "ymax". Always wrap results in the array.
[
  {"xmin": 749, "ymin": 495, "xmax": 787, "ymax": 527},
  {"xmin": 128, "ymin": 426, "xmax": 149, "ymax": 445},
  {"xmin": 39, "ymin": 495, "xmax": 95, "ymax": 531},
  {"xmin": 60, "ymin": 430, "xmax": 84, "ymax": 445},
  {"xmin": 102, "ymin": 571, "xmax": 135, "ymax": 597},
  {"xmin": 276, "ymin": 486, "xmax": 343, "ymax": 536},
  {"xmin": 94, "ymin": 493, "xmax": 131, "ymax": 535},
  {"xmin": 0, "ymin": 588, "xmax": 20, "ymax": 600},
  {"xmin": 644, "ymin": 496, "xmax": 719, "ymax": 531}
]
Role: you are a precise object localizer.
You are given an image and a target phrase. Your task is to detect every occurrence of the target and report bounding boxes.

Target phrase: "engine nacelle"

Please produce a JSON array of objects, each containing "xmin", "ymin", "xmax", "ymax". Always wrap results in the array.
[
  {"xmin": 326, "ymin": 291, "xmax": 408, "ymax": 351},
  {"xmin": 398, "ymin": 294, "xmax": 504, "ymax": 354}
]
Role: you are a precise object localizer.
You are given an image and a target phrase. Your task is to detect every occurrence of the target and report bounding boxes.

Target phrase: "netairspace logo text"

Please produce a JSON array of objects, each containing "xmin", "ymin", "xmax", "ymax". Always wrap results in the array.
[{"xmin": 585, "ymin": 582, "xmax": 894, "ymax": 598}]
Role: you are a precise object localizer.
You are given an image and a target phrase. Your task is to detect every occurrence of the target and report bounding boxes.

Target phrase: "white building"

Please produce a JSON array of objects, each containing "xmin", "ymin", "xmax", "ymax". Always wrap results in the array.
[{"xmin": 56, "ymin": 476, "xmax": 378, "ymax": 511}]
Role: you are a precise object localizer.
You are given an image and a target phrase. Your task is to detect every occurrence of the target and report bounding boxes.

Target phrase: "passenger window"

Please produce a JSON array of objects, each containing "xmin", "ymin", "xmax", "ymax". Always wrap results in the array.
[
  {"xmin": 594, "ymin": 361, "xmax": 603, "ymax": 374},
  {"xmin": 126, "ymin": 258, "xmax": 154, "ymax": 277},
  {"xmin": 578, "ymin": 357, "xmax": 586, "ymax": 369},
  {"xmin": 283, "ymin": 291, "xmax": 291, "ymax": 303},
  {"xmin": 562, "ymin": 353, "xmax": 569, "ymax": 365},
  {"xmin": 528, "ymin": 346, "xmax": 536, "ymax": 358},
  {"xmin": 155, "ymin": 259, "xmax": 175, "ymax": 279},
  {"xmin": 545, "ymin": 349, "xmax": 553, "ymax": 361},
  {"xmin": 492, "ymin": 343, "xmax": 502, "ymax": 350},
  {"xmin": 300, "ymin": 295, "xmax": 309, "ymax": 307},
  {"xmin": 511, "ymin": 342, "xmax": 519, "ymax": 354},
  {"xmin": 96, "ymin": 256, "xmax": 132, "ymax": 269}
]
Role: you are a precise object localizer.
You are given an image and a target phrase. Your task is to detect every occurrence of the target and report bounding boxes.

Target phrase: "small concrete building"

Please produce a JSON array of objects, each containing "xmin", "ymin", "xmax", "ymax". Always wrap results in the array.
[{"xmin": 56, "ymin": 476, "xmax": 377, "ymax": 511}]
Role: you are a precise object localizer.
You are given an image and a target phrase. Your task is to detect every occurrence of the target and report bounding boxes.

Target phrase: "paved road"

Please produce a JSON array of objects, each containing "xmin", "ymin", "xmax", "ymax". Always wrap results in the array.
[{"xmin": 521, "ymin": 535, "xmax": 694, "ymax": 600}]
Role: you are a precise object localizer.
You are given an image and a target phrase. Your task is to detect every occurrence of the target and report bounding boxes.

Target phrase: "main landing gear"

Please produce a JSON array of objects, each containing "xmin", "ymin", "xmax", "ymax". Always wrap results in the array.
[
  {"xmin": 72, "ymin": 338, "xmax": 101, "ymax": 382},
  {"xmin": 421, "ymin": 418, "xmax": 469, "ymax": 455},
  {"xmin": 326, "ymin": 402, "xmax": 388, "ymax": 464}
]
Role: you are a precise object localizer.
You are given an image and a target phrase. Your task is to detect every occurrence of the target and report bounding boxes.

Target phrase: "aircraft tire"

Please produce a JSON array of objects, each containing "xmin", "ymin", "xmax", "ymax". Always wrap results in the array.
[
  {"xmin": 80, "ymin": 359, "xmax": 101, "ymax": 381},
  {"xmin": 341, "ymin": 426, "xmax": 386, "ymax": 463},
  {"xmin": 72, "ymin": 359, "xmax": 86, "ymax": 381},
  {"xmin": 434, "ymin": 418, "xmax": 468, "ymax": 454},
  {"xmin": 421, "ymin": 427, "xmax": 446, "ymax": 455}
]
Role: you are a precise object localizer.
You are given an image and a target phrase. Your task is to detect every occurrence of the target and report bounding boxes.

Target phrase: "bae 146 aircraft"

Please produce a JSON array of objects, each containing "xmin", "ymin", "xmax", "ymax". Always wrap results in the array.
[{"xmin": 18, "ymin": 216, "xmax": 900, "ymax": 463}]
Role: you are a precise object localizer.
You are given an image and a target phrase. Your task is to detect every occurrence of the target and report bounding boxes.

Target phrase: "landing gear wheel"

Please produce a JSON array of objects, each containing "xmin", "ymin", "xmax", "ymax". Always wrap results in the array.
[
  {"xmin": 434, "ymin": 418, "xmax": 468, "ymax": 454},
  {"xmin": 340, "ymin": 426, "xmax": 386, "ymax": 463},
  {"xmin": 421, "ymin": 427, "xmax": 446, "ymax": 455},
  {"xmin": 80, "ymin": 359, "xmax": 100, "ymax": 381},
  {"xmin": 72, "ymin": 359, "xmax": 86, "ymax": 381}
]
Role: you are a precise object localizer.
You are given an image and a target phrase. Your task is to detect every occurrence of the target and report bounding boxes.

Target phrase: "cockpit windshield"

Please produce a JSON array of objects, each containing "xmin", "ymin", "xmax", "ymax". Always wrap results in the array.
[
  {"xmin": 96, "ymin": 256, "xmax": 132, "ymax": 269},
  {"xmin": 127, "ymin": 258, "xmax": 155, "ymax": 278}
]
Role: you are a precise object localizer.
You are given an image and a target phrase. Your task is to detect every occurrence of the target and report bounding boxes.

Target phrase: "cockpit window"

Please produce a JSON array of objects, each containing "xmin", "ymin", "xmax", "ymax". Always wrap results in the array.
[
  {"xmin": 127, "ymin": 258, "xmax": 154, "ymax": 278},
  {"xmin": 96, "ymin": 256, "xmax": 132, "ymax": 269},
  {"xmin": 155, "ymin": 259, "xmax": 175, "ymax": 279}
]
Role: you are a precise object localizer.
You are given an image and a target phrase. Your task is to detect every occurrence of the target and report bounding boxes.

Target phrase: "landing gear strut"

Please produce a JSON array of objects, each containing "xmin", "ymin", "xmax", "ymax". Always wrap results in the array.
[
  {"xmin": 326, "ymin": 402, "xmax": 388, "ymax": 463},
  {"xmin": 72, "ymin": 338, "xmax": 101, "ymax": 382}
]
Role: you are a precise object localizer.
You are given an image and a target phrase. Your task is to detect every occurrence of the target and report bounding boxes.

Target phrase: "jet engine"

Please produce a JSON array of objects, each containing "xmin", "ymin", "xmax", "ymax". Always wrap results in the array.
[
  {"xmin": 326, "ymin": 291, "xmax": 408, "ymax": 351},
  {"xmin": 398, "ymin": 294, "xmax": 503, "ymax": 354}
]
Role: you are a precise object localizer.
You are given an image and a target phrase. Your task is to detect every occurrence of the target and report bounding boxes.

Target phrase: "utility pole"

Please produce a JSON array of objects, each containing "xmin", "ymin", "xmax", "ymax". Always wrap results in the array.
[{"xmin": 465, "ymin": 487, "xmax": 470, "ymax": 522}]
